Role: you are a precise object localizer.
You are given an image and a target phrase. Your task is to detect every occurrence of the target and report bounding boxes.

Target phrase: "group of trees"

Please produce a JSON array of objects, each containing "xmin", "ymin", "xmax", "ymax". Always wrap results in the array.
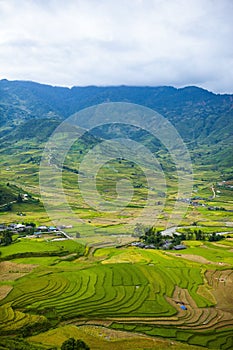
[
  {"xmin": 134, "ymin": 224, "xmax": 224, "ymax": 249},
  {"xmin": 141, "ymin": 228, "xmax": 184, "ymax": 248},
  {"xmin": 0, "ymin": 337, "xmax": 91, "ymax": 350},
  {"xmin": 179, "ymin": 229, "xmax": 224, "ymax": 242},
  {"xmin": 0, "ymin": 222, "xmax": 37, "ymax": 246},
  {"xmin": 61, "ymin": 338, "xmax": 90, "ymax": 350},
  {"xmin": 141, "ymin": 228, "xmax": 165, "ymax": 247},
  {"xmin": 208, "ymin": 232, "xmax": 225, "ymax": 242}
]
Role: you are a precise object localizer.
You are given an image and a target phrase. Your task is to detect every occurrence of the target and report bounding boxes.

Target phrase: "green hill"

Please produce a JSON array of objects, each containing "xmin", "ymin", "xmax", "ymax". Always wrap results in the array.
[{"xmin": 0, "ymin": 80, "xmax": 232, "ymax": 169}]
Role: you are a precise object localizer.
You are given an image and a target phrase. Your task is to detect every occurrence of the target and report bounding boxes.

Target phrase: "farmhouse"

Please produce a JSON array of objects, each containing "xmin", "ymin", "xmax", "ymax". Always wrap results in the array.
[
  {"xmin": 37, "ymin": 225, "xmax": 48, "ymax": 231},
  {"xmin": 162, "ymin": 242, "xmax": 173, "ymax": 250},
  {"xmin": 48, "ymin": 226, "xmax": 57, "ymax": 232},
  {"xmin": 15, "ymin": 224, "xmax": 26, "ymax": 229},
  {"xmin": 33, "ymin": 232, "xmax": 42, "ymax": 238},
  {"xmin": 173, "ymin": 244, "xmax": 187, "ymax": 250}
]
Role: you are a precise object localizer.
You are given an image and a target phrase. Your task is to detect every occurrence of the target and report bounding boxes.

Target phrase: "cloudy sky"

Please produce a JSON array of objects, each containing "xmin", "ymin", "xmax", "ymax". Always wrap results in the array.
[{"xmin": 0, "ymin": 0, "xmax": 233, "ymax": 93}]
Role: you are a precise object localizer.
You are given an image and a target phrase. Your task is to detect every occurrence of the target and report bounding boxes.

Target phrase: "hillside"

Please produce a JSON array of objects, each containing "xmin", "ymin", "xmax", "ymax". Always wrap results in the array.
[
  {"xmin": 0, "ymin": 79, "xmax": 233, "ymax": 179},
  {"xmin": 0, "ymin": 79, "xmax": 233, "ymax": 225},
  {"xmin": 0, "ymin": 80, "xmax": 233, "ymax": 153}
]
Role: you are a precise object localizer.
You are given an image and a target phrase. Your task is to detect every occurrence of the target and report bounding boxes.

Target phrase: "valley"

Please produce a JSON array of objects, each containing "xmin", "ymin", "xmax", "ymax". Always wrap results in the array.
[{"xmin": 0, "ymin": 81, "xmax": 233, "ymax": 349}]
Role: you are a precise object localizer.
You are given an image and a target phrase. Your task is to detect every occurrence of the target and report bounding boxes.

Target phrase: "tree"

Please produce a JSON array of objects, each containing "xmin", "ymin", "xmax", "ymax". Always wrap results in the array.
[
  {"xmin": 17, "ymin": 193, "xmax": 23, "ymax": 203},
  {"xmin": 76, "ymin": 340, "xmax": 90, "ymax": 350},
  {"xmin": 5, "ymin": 203, "xmax": 12, "ymax": 211},
  {"xmin": 142, "ymin": 227, "xmax": 164, "ymax": 247},
  {"xmin": 172, "ymin": 234, "xmax": 182, "ymax": 246},
  {"xmin": 61, "ymin": 338, "xmax": 90, "ymax": 350},
  {"xmin": 209, "ymin": 232, "xmax": 223, "ymax": 242},
  {"xmin": 1, "ymin": 231, "xmax": 13, "ymax": 246},
  {"xmin": 61, "ymin": 338, "xmax": 75, "ymax": 350}
]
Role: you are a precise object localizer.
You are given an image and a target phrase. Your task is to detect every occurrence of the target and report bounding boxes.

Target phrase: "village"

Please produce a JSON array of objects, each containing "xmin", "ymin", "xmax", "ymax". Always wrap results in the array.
[{"xmin": 0, "ymin": 222, "xmax": 73, "ymax": 245}]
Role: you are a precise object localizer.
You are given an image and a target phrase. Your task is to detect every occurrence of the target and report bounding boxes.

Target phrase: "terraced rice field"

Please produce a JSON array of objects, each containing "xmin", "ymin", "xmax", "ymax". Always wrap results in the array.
[
  {"xmin": 0, "ymin": 243, "xmax": 233, "ymax": 349},
  {"xmin": 0, "ymin": 303, "xmax": 47, "ymax": 333}
]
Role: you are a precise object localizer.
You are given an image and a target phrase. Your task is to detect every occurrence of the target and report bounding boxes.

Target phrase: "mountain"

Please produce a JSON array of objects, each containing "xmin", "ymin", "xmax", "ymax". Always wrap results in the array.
[{"xmin": 0, "ymin": 79, "xmax": 233, "ymax": 169}]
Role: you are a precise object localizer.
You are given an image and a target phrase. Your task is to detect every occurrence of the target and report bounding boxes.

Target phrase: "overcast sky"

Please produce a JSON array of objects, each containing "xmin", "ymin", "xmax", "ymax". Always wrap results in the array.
[{"xmin": 0, "ymin": 0, "xmax": 233, "ymax": 93}]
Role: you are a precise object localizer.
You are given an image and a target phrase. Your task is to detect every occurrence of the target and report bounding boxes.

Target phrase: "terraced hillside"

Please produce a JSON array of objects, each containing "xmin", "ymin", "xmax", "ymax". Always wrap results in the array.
[
  {"xmin": 0, "ymin": 80, "xmax": 233, "ymax": 349},
  {"xmin": 0, "ymin": 238, "xmax": 233, "ymax": 349},
  {"xmin": 1, "ymin": 81, "xmax": 233, "ymax": 233}
]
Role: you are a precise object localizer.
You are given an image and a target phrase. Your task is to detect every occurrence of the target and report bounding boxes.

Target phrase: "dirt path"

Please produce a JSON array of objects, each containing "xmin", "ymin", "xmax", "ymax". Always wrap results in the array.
[
  {"xmin": 0, "ymin": 200, "xmax": 16, "ymax": 208},
  {"xmin": 211, "ymin": 184, "xmax": 216, "ymax": 198}
]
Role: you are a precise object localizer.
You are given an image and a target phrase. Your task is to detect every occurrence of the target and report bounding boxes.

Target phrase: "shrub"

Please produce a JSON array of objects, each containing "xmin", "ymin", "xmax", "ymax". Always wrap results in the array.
[{"xmin": 61, "ymin": 337, "xmax": 90, "ymax": 350}]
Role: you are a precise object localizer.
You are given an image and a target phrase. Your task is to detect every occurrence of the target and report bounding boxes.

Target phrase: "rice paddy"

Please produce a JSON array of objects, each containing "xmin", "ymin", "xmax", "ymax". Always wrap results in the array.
[
  {"xmin": 0, "ymin": 240, "xmax": 233, "ymax": 349},
  {"xmin": 1, "ymin": 143, "xmax": 233, "ymax": 349}
]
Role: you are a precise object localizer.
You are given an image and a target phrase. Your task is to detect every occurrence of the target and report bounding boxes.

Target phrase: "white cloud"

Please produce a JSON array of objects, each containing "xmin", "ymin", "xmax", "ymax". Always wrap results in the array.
[{"xmin": 0, "ymin": 0, "xmax": 233, "ymax": 93}]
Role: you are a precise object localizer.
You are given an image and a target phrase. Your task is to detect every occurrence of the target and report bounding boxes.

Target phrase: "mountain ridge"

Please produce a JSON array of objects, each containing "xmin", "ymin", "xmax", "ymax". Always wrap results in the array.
[
  {"xmin": 0, "ymin": 79, "xmax": 232, "ymax": 169},
  {"xmin": 1, "ymin": 78, "xmax": 231, "ymax": 95}
]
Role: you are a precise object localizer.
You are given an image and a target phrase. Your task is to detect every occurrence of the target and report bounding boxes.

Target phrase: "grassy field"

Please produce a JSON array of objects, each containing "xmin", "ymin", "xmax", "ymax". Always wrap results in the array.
[
  {"xmin": 0, "ymin": 238, "xmax": 85, "ymax": 259},
  {"xmin": 27, "ymin": 324, "xmax": 206, "ymax": 350}
]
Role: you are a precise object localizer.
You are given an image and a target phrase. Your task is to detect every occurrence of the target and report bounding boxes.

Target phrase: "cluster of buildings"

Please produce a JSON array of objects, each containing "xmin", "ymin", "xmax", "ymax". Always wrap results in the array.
[
  {"xmin": 131, "ymin": 241, "xmax": 187, "ymax": 250},
  {"xmin": 178, "ymin": 197, "xmax": 231, "ymax": 212},
  {"xmin": 0, "ymin": 223, "xmax": 72, "ymax": 235}
]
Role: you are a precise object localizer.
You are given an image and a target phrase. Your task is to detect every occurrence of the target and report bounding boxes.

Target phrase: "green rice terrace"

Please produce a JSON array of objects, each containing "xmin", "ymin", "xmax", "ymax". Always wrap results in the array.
[
  {"xmin": 1, "ymin": 148, "xmax": 233, "ymax": 349},
  {"xmin": 0, "ymin": 234, "xmax": 233, "ymax": 349}
]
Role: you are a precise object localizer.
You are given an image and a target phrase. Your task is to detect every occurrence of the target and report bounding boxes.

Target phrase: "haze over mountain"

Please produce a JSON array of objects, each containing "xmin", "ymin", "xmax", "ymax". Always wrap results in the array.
[{"xmin": 0, "ymin": 79, "xmax": 232, "ymax": 169}]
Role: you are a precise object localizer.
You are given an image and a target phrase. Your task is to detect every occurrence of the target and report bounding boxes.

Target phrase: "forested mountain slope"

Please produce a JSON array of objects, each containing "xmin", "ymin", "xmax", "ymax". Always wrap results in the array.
[{"xmin": 0, "ymin": 79, "xmax": 232, "ymax": 168}]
